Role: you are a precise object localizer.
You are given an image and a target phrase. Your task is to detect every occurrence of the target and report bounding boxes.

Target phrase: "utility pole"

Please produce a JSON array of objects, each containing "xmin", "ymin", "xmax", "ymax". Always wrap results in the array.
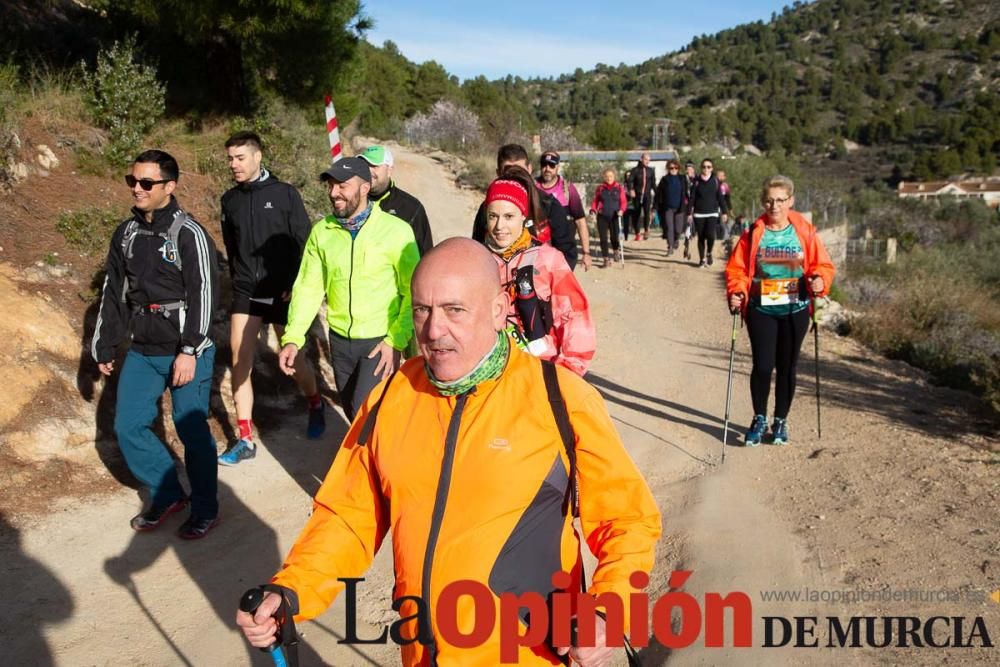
[{"xmin": 652, "ymin": 118, "xmax": 671, "ymax": 150}]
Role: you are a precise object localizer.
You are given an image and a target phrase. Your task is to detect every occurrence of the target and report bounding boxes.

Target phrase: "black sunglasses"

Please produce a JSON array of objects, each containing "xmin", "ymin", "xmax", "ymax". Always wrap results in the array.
[{"xmin": 125, "ymin": 175, "xmax": 171, "ymax": 190}]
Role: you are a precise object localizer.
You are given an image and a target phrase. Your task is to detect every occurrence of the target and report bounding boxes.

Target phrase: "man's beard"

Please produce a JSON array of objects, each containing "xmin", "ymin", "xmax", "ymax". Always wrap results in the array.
[{"xmin": 333, "ymin": 191, "xmax": 362, "ymax": 218}]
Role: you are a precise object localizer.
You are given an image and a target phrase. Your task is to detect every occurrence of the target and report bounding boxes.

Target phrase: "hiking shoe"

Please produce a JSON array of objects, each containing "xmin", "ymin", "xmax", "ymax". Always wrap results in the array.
[
  {"xmin": 130, "ymin": 498, "xmax": 188, "ymax": 532},
  {"xmin": 218, "ymin": 438, "xmax": 256, "ymax": 466},
  {"xmin": 744, "ymin": 415, "xmax": 767, "ymax": 447},
  {"xmin": 178, "ymin": 514, "xmax": 219, "ymax": 540},
  {"xmin": 771, "ymin": 418, "xmax": 790, "ymax": 445},
  {"xmin": 307, "ymin": 401, "xmax": 326, "ymax": 439}
]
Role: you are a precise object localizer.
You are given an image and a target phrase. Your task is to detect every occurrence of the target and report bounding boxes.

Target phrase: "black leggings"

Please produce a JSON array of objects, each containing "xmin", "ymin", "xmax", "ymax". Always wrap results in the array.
[
  {"xmin": 626, "ymin": 198, "xmax": 652, "ymax": 235},
  {"xmin": 694, "ymin": 215, "xmax": 717, "ymax": 262},
  {"xmin": 745, "ymin": 306, "xmax": 810, "ymax": 419},
  {"xmin": 597, "ymin": 213, "xmax": 621, "ymax": 256}
]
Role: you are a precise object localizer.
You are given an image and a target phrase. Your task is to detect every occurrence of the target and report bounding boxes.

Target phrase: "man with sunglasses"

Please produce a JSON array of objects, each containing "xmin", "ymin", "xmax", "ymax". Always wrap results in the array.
[
  {"xmin": 92, "ymin": 149, "xmax": 221, "ymax": 539},
  {"xmin": 217, "ymin": 132, "xmax": 323, "ymax": 468},
  {"xmin": 536, "ymin": 150, "xmax": 591, "ymax": 271},
  {"xmin": 686, "ymin": 158, "xmax": 729, "ymax": 267}
]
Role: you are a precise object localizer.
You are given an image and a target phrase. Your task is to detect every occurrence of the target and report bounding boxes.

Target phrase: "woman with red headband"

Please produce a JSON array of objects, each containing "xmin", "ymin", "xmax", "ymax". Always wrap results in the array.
[{"xmin": 481, "ymin": 168, "xmax": 595, "ymax": 376}]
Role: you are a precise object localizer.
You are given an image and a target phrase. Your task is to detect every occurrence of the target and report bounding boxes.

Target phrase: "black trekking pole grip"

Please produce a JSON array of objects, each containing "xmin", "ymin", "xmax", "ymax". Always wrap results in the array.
[{"xmin": 240, "ymin": 587, "xmax": 290, "ymax": 667}]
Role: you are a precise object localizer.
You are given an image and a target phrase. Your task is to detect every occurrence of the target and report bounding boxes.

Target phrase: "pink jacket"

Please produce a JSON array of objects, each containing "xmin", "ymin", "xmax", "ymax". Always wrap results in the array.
[{"xmin": 492, "ymin": 244, "xmax": 595, "ymax": 376}]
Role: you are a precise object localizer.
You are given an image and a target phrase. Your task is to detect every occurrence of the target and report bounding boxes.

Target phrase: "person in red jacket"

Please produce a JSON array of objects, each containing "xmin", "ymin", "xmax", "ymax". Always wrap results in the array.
[
  {"xmin": 589, "ymin": 168, "xmax": 628, "ymax": 268},
  {"xmin": 726, "ymin": 175, "xmax": 835, "ymax": 446}
]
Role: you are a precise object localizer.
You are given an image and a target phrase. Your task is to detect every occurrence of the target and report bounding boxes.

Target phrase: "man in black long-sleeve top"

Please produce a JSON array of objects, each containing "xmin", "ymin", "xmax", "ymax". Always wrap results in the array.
[
  {"xmin": 91, "ymin": 149, "xmax": 221, "ymax": 539},
  {"xmin": 627, "ymin": 152, "xmax": 656, "ymax": 240},
  {"xmin": 218, "ymin": 132, "xmax": 324, "ymax": 467}
]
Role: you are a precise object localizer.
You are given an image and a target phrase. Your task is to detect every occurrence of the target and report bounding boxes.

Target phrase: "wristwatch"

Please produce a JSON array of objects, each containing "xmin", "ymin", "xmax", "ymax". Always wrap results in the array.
[{"xmin": 180, "ymin": 345, "xmax": 196, "ymax": 356}]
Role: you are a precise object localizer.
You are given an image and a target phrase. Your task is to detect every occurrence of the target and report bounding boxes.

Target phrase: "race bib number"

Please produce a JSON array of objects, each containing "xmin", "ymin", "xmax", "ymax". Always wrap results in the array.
[{"xmin": 760, "ymin": 278, "xmax": 799, "ymax": 306}]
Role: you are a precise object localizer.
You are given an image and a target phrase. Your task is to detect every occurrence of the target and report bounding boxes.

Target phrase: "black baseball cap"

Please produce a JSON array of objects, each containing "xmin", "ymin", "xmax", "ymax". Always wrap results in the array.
[
  {"xmin": 319, "ymin": 156, "xmax": 371, "ymax": 183},
  {"xmin": 540, "ymin": 151, "xmax": 560, "ymax": 166}
]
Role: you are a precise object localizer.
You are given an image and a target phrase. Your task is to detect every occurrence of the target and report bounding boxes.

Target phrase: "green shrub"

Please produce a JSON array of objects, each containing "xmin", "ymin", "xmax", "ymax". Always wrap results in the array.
[
  {"xmin": 81, "ymin": 36, "xmax": 166, "ymax": 167},
  {"xmin": 0, "ymin": 62, "xmax": 20, "ymax": 189},
  {"xmin": 56, "ymin": 206, "xmax": 124, "ymax": 256},
  {"xmin": 847, "ymin": 244, "xmax": 1000, "ymax": 421}
]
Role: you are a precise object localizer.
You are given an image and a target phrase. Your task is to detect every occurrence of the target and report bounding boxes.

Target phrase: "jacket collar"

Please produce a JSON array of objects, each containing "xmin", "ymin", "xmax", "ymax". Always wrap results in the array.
[
  {"xmin": 238, "ymin": 167, "xmax": 272, "ymax": 191},
  {"xmin": 132, "ymin": 196, "xmax": 181, "ymax": 230},
  {"xmin": 372, "ymin": 180, "xmax": 394, "ymax": 202}
]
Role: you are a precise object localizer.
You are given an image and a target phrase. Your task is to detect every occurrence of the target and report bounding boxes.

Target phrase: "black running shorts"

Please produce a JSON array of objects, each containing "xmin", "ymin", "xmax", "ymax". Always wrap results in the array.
[{"xmin": 231, "ymin": 294, "xmax": 291, "ymax": 325}]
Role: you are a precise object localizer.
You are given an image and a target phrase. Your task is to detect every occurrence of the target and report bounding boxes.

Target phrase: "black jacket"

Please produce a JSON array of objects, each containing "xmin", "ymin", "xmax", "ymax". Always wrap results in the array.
[
  {"xmin": 472, "ymin": 191, "xmax": 578, "ymax": 269},
  {"xmin": 687, "ymin": 175, "xmax": 729, "ymax": 217},
  {"xmin": 374, "ymin": 182, "xmax": 433, "ymax": 256},
  {"xmin": 220, "ymin": 169, "xmax": 311, "ymax": 300},
  {"xmin": 627, "ymin": 164, "xmax": 656, "ymax": 202},
  {"xmin": 92, "ymin": 197, "xmax": 219, "ymax": 362}
]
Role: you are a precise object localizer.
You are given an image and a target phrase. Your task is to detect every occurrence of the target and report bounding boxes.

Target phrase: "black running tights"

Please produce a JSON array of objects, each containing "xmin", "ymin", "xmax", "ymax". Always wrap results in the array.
[
  {"xmin": 597, "ymin": 213, "xmax": 621, "ymax": 256},
  {"xmin": 694, "ymin": 215, "xmax": 718, "ymax": 262},
  {"xmin": 745, "ymin": 306, "xmax": 811, "ymax": 419}
]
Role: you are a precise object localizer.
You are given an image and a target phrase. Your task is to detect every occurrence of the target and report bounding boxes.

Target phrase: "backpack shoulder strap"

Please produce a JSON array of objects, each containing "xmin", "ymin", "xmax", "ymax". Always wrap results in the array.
[
  {"xmin": 358, "ymin": 369, "xmax": 400, "ymax": 447},
  {"xmin": 167, "ymin": 210, "xmax": 194, "ymax": 272},
  {"xmin": 542, "ymin": 360, "xmax": 578, "ymax": 517}
]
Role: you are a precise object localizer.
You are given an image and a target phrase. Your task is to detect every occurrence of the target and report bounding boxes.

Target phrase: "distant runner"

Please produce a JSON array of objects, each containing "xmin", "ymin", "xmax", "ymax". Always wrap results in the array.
[
  {"xmin": 589, "ymin": 168, "xmax": 628, "ymax": 267},
  {"xmin": 536, "ymin": 150, "xmax": 592, "ymax": 271},
  {"xmin": 626, "ymin": 152, "xmax": 656, "ymax": 240},
  {"xmin": 687, "ymin": 158, "xmax": 729, "ymax": 267}
]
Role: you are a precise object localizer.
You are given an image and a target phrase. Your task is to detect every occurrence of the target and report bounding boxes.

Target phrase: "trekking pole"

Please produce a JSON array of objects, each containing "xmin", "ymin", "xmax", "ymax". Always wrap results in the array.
[
  {"xmin": 812, "ymin": 295, "xmax": 822, "ymax": 439},
  {"xmin": 722, "ymin": 309, "xmax": 739, "ymax": 463},
  {"xmin": 240, "ymin": 587, "xmax": 299, "ymax": 667},
  {"xmin": 617, "ymin": 215, "xmax": 625, "ymax": 267}
]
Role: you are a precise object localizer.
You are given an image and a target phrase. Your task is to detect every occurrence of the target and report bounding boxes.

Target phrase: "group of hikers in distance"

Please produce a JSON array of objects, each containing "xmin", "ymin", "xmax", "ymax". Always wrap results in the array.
[{"xmin": 89, "ymin": 131, "xmax": 834, "ymax": 664}]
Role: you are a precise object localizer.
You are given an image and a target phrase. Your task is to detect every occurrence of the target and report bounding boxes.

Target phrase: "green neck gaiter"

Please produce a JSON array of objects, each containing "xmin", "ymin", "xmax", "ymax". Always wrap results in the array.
[{"xmin": 426, "ymin": 333, "xmax": 510, "ymax": 396}]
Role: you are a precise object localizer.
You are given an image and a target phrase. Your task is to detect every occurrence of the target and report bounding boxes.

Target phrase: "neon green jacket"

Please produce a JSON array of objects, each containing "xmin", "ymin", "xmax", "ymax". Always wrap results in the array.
[{"xmin": 281, "ymin": 206, "xmax": 420, "ymax": 350}]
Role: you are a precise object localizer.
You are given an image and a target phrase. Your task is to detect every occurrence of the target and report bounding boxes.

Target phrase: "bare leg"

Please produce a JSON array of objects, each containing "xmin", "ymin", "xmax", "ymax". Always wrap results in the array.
[
  {"xmin": 230, "ymin": 313, "xmax": 264, "ymax": 423},
  {"xmin": 273, "ymin": 323, "xmax": 318, "ymax": 397}
]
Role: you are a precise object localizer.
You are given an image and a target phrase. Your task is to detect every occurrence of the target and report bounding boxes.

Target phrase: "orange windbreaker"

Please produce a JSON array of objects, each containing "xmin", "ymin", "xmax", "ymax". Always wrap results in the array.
[
  {"xmin": 272, "ymin": 345, "xmax": 661, "ymax": 666},
  {"xmin": 725, "ymin": 210, "xmax": 836, "ymax": 314}
]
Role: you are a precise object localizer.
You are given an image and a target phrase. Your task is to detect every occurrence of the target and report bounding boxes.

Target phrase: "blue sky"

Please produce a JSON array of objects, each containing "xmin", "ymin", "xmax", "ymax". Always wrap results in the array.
[{"xmin": 365, "ymin": 0, "xmax": 794, "ymax": 80}]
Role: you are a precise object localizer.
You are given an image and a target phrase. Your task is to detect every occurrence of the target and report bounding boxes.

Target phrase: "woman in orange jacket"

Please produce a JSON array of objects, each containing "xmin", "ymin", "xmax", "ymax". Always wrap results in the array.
[
  {"xmin": 725, "ymin": 175, "xmax": 835, "ymax": 446},
  {"xmin": 482, "ymin": 168, "xmax": 595, "ymax": 376}
]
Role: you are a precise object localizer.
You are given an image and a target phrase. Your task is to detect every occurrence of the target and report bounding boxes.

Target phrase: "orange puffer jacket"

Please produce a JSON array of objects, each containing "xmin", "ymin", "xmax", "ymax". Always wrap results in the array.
[{"xmin": 272, "ymin": 345, "xmax": 661, "ymax": 666}]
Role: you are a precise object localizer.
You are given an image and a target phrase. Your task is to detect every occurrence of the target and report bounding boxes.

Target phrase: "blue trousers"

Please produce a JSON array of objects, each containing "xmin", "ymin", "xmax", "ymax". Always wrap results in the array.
[{"xmin": 114, "ymin": 348, "xmax": 218, "ymax": 518}]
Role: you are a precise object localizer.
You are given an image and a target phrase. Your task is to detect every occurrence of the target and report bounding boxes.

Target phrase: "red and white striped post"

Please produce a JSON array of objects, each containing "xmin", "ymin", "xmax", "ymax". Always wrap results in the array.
[{"xmin": 324, "ymin": 95, "xmax": 342, "ymax": 162}]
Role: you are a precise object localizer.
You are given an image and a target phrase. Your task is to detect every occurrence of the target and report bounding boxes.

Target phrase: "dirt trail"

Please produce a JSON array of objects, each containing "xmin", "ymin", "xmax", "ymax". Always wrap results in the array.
[{"xmin": 2, "ymin": 142, "xmax": 997, "ymax": 666}]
